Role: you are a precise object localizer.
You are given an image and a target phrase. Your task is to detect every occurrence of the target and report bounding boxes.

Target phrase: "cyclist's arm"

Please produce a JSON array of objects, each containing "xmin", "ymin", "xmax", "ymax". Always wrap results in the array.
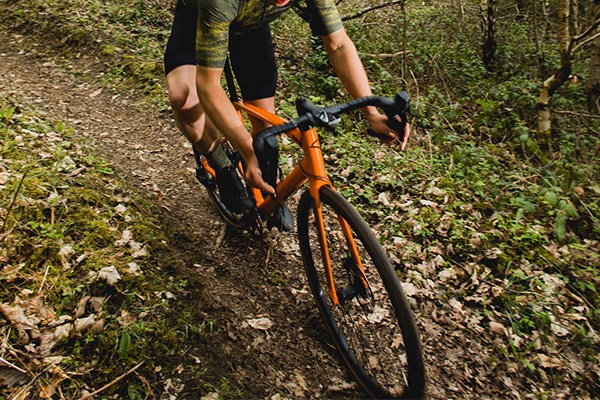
[
  {"xmin": 320, "ymin": 29, "xmax": 399, "ymax": 141},
  {"xmin": 195, "ymin": 66, "xmax": 275, "ymax": 194}
]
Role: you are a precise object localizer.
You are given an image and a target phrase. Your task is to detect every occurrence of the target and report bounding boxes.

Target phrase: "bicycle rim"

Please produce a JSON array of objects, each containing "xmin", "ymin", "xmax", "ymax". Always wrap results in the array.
[{"xmin": 297, "ymin": 186, "xmax": 425, "ymax": 399}]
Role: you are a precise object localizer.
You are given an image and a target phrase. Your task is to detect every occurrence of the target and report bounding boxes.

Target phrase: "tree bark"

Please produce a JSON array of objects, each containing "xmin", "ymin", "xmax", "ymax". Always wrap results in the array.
[
  {"xmin": 480, "ymin": 0, "xmax": 497, "ymax": 71},
  {"xmin": 589, "ymin": 0, "xmax": 600, "ymax": 113},
  {"xmin": 537, "ymin": 0, "xmax": 572, "ymax": 137}
]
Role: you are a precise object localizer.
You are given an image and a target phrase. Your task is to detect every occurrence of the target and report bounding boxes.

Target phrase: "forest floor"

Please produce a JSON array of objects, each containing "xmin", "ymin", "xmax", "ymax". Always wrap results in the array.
[{"xmin": 0, "ymin": 27, "xmax": 596, "ymax": 400}]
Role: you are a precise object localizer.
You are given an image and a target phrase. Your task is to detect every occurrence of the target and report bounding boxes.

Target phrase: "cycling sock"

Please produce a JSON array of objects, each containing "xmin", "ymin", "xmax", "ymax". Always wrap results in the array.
[{"xmin": 204, "ymin": 141, "xmax": 231, "ymax": 170}]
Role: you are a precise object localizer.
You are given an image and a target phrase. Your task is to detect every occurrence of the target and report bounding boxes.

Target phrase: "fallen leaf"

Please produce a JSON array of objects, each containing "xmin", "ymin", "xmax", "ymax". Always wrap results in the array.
[
  {"xmin": 366, "ymin": 305, "xmax": 389, "ymax": 323},
  {"xmin": 115, "ymin": 229, "xmax": 132, "ymax": 247},
  {"xmin": 401, "ymin": 282, "xmax": 417, "ymax": 297},
  {"xmin": 292, "ymin": 372, "xmax": 308, "ymax": 397},
  {"xmin": 489, "ymin": 321, "xmax": 507, "ymax": 335},
  {"xmin": 58, "ymin": 245, "xmax": 75, "ymax": 270},
  {"xmin": 0, "ymin": 303, "xmax": 39, "ymax": 331},
  {"xmin": 378, "ymin": 192, "xmax": 390, "ymax": 206},
  {"xmin": 74, "ymin": 315, "xmax": 96, "ymax": 333},
  {"xmin": 39, "ymin": 323, "xmax": 71, "ymax": 355},
  {"xmin": 247, "ymin": 317, "xmax": 273, "ymax": 330},
  {"xmin": 550, "ymin": 322, "xmax": 569, "ymax": 337},
  {"xmin": 98, "ymin": 266, "xmax": 121, "ymax": 285},
  {"xmin": 0, "ymin": 367, "xmax": 28, "ymax": 388},
  {"xmin": 538, "ymin": 354, "xmax": 564, "ymax": 369},
  {"xmin": 419, "ymin": 199, "xmax": 438, "ymax": 207},
  {"xmin": 130, "ymin": 241, "xmax": 148, "ymax": 258}
]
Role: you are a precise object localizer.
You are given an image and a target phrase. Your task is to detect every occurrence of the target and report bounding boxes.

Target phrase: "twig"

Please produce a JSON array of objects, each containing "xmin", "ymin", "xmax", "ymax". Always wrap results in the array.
[
  {"xmin": 134, "ymin": 371, "xmax": 157, "ymax": 400},
  {"xmin": 362, "ymin": 51, "xmax": 408, "ymax": 59},
  {"xmin": 0, "ymin": 356, "xmax": 28, "ymax": 374},
  {"xmin": 79, "ymin": 361, "xmax": 144, "ymax": 400},
  {"xmin": 342, "ymin": 0, "xmax": 405, "ymax": 21},
  {"xmin": 265, "ymin": 246, "xmax": 273, "ymax": 269},
  {"xmin": 39, "ymin": 262, "xmax": 51, "ymax": 293},
  {"xmin": 213, "ymin": 224, "xmax": 227, "ymax": 255},
  {"xmin": 554, "ymin": 110, "xmax": 600, "ymax": 119},
  {"xmin": 12, "ymin": 364, "xmax": 54, "ymax": 400},
  {"xmin": 1, "ymin": 168, "xmax": 30, "ymax": 234}
]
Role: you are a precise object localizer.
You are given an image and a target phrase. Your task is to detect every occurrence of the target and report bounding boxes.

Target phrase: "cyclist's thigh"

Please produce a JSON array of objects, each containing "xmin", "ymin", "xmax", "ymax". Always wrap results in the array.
[
  {"xmin": 229, "ymin": 24, "xmax": 278, "ymax": 102},
  {"xmin": 164, "ymin": 0, "xmax": 197, "ymax": 76}
]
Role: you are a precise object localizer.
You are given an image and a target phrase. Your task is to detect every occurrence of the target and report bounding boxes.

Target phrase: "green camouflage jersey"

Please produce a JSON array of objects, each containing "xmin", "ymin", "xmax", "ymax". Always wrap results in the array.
[{"xmin": 189, "ymin": 0, "xmax": 343, "ymax": 68}]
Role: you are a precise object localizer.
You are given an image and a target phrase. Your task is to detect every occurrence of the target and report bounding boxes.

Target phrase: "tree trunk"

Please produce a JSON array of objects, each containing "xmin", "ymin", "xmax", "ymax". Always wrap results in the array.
[
  {"xmin": 480, "ymin": 0, "xmax": 497, "ymax": 71},
  {"xmin": 537, "ymin": 0, "xmax": 572, "ymax": 137},
  {"xmin": 589, "ymin": 0, "xmax": 600, "ymax": 113}
]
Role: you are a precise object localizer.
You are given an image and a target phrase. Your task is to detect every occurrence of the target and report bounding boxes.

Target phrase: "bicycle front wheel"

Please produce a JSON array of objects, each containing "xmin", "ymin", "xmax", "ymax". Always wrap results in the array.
[{"xmin": 297, "ymin": 186, "xmax": 425, "ymax": 399}]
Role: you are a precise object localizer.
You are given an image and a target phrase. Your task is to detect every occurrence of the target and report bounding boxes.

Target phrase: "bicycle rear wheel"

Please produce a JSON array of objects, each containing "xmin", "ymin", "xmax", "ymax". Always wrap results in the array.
[{"xmin": 297, "ymin": 186, "xmax": 425, "ymax": 399}]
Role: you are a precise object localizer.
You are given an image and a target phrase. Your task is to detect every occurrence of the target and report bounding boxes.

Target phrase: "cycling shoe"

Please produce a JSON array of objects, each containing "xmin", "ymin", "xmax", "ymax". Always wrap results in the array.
[
  {"xmin": 267, "ymin": 203, "xmax": 294, "ymax": 232},
  {"xmin": 216, "ymin": 165, "xmax": 253, "ymax": 214}
]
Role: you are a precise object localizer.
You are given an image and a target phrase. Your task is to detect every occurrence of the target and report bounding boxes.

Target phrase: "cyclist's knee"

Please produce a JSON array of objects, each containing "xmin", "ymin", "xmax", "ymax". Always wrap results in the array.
[{"xmin": 169, "ymin": 86, "xmax": 199, "ymax": 114}]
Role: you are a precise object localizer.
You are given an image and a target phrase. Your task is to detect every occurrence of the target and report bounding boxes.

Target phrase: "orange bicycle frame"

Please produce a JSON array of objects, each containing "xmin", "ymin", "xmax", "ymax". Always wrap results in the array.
[{"xmin": 232, "ymin": 100, "xmax": 368, "ymax": 306}]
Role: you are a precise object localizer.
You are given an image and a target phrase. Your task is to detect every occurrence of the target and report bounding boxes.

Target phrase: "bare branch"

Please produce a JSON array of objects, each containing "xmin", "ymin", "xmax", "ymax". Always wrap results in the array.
[
  {"xmin": 362, "ymin": 51, "xmax": 408, "ymax": 59},
  {"xmin": 572, "ymin": 31, "xmax": 600, "ymax": 54},
  {"xmin": 342, "ymin": 0, "xmax": 406, "ymax": 21},
  {"xmin": 554, "ymin": 110, "xmax": 600, "ymax": 119},
  {"xmin": 572, "ymin": 18, "xmax": 600, "ymax": 43}
]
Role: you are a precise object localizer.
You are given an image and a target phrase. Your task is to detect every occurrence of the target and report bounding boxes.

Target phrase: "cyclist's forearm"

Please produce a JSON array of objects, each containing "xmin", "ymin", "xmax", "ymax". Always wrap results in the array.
[
  {"xmin": 322, "ymin": 30, "xmax": 378, "ymax": 118},
  {"xmin": 195, "ymin": 70, "xmax": 255, "ymax": 163}
]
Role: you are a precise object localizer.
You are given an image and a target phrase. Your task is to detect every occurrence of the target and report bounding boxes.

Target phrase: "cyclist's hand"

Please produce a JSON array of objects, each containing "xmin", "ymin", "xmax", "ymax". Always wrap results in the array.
[
  {"xmin": 244, "ymin": 159, "xmax": 275, "ymax": 195},
  {"xmin": 366, "ymin": 112, "xmax": 399, "ymax": 143}
]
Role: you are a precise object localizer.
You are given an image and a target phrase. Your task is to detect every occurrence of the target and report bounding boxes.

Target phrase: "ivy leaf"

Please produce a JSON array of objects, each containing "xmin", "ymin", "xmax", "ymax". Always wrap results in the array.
[
  {"xmin": 119, "ymin": 331, "xmax": 131, "ymax": 360},
  {"xmin": 554, "ymin": 211, "xmax": 567, "ymax": 241}
]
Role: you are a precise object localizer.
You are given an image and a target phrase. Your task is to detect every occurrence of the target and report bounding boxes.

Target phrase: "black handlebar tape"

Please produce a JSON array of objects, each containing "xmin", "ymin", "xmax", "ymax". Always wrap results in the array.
[{"xmin": 252, "ymin": 93, "xmax": 410, "ymax": 145}]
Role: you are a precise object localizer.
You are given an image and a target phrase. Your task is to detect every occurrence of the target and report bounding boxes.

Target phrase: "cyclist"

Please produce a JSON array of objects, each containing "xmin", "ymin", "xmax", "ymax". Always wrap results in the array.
[{"xmin": 164, "ymin": 0, "xmax": 400, "ymax": 229}]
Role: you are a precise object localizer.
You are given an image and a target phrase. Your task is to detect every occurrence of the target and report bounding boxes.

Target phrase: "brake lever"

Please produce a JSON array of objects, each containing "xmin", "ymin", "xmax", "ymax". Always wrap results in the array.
[{"xmin": 374, "ymin": 91, "xmax": 411, "ymax": 149}]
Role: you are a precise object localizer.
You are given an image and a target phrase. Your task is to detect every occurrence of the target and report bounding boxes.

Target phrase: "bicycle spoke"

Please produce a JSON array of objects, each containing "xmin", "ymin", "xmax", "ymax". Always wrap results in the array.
[{"xmin": 298, "ymin": 187, "xmax": 424, "ymax": 398}]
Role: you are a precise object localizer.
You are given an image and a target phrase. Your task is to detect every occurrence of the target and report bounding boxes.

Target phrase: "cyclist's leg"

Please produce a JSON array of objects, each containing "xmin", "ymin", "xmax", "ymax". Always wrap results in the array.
[
  {"xmin": 229, "ymin": 25, "xmax": 277, "ymax": 132},
  {"xmin": 164, "ymin": 1, "xmax": 218, "ymax": 154},
  {"xmin": 164, "ymin": 2, "xmax": 252, "ymax": 214},
  {"xmin": 166, "ymin": 65, "xmax": 219, "ymax": 153},
  {"xmin": 229, "ymin": 26, "xmax": 293, "ymax": 230}
]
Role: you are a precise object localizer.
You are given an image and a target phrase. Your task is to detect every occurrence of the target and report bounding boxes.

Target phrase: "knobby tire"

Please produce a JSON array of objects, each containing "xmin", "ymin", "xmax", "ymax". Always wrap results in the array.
[{"xmin": 297, "ymin": 186, "xmax": 425, "ymax": 399}]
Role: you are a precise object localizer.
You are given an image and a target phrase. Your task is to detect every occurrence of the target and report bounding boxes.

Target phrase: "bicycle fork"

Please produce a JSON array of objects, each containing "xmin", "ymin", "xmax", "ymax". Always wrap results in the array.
[{"xmin": 301, "ymin": 130, "xmax": 370, "ymax": 307}]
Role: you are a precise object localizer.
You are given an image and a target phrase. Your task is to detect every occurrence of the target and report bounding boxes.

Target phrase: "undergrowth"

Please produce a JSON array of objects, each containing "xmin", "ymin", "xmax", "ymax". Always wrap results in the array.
[{"xmin": 0, "ymin": 99, "xmax": 210, "ymax": 398}]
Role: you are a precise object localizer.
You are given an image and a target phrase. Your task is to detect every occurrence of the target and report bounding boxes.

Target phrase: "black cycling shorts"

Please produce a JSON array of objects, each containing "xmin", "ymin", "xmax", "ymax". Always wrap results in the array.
[{"xmin": 164, "ymin": 1, "xmax": 278, "ymax": 101}]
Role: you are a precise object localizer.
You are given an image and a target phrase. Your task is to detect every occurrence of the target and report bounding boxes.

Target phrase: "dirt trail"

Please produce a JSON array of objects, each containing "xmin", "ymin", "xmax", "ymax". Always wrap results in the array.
[{"xmin": 0, "ymin": 30, "xmax": 371, "ymax": 399}]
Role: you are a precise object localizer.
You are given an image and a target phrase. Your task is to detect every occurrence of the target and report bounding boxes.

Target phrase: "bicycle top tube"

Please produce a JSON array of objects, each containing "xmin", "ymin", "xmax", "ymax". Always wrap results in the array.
[{"xmin": 252, "ymin": 92, "xmax": 410, "ymax": 146}]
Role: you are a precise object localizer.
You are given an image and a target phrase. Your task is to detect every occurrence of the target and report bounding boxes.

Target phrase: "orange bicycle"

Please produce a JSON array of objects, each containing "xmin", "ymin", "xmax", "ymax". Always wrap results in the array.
[{"xmin": 193, "ymin": 63, "xmax": 426, "ymax": 399}]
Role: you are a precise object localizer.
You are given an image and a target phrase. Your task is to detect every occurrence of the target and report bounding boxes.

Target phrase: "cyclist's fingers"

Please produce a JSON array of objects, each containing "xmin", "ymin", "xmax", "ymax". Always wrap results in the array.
[
  {"xmin": 246, "ymin": 169, "xmax": 275, "ymax": 195},
  {"xmin": 366, "ymin": 128, "xmax": 397, "ymax": 143},
  {"xmin": 399, "ymin": 122, "xmax": 411, "ymax": 151},
  {"xmin": 257, "ymin": 181, "xmax": 275, "ymax": 195}
]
